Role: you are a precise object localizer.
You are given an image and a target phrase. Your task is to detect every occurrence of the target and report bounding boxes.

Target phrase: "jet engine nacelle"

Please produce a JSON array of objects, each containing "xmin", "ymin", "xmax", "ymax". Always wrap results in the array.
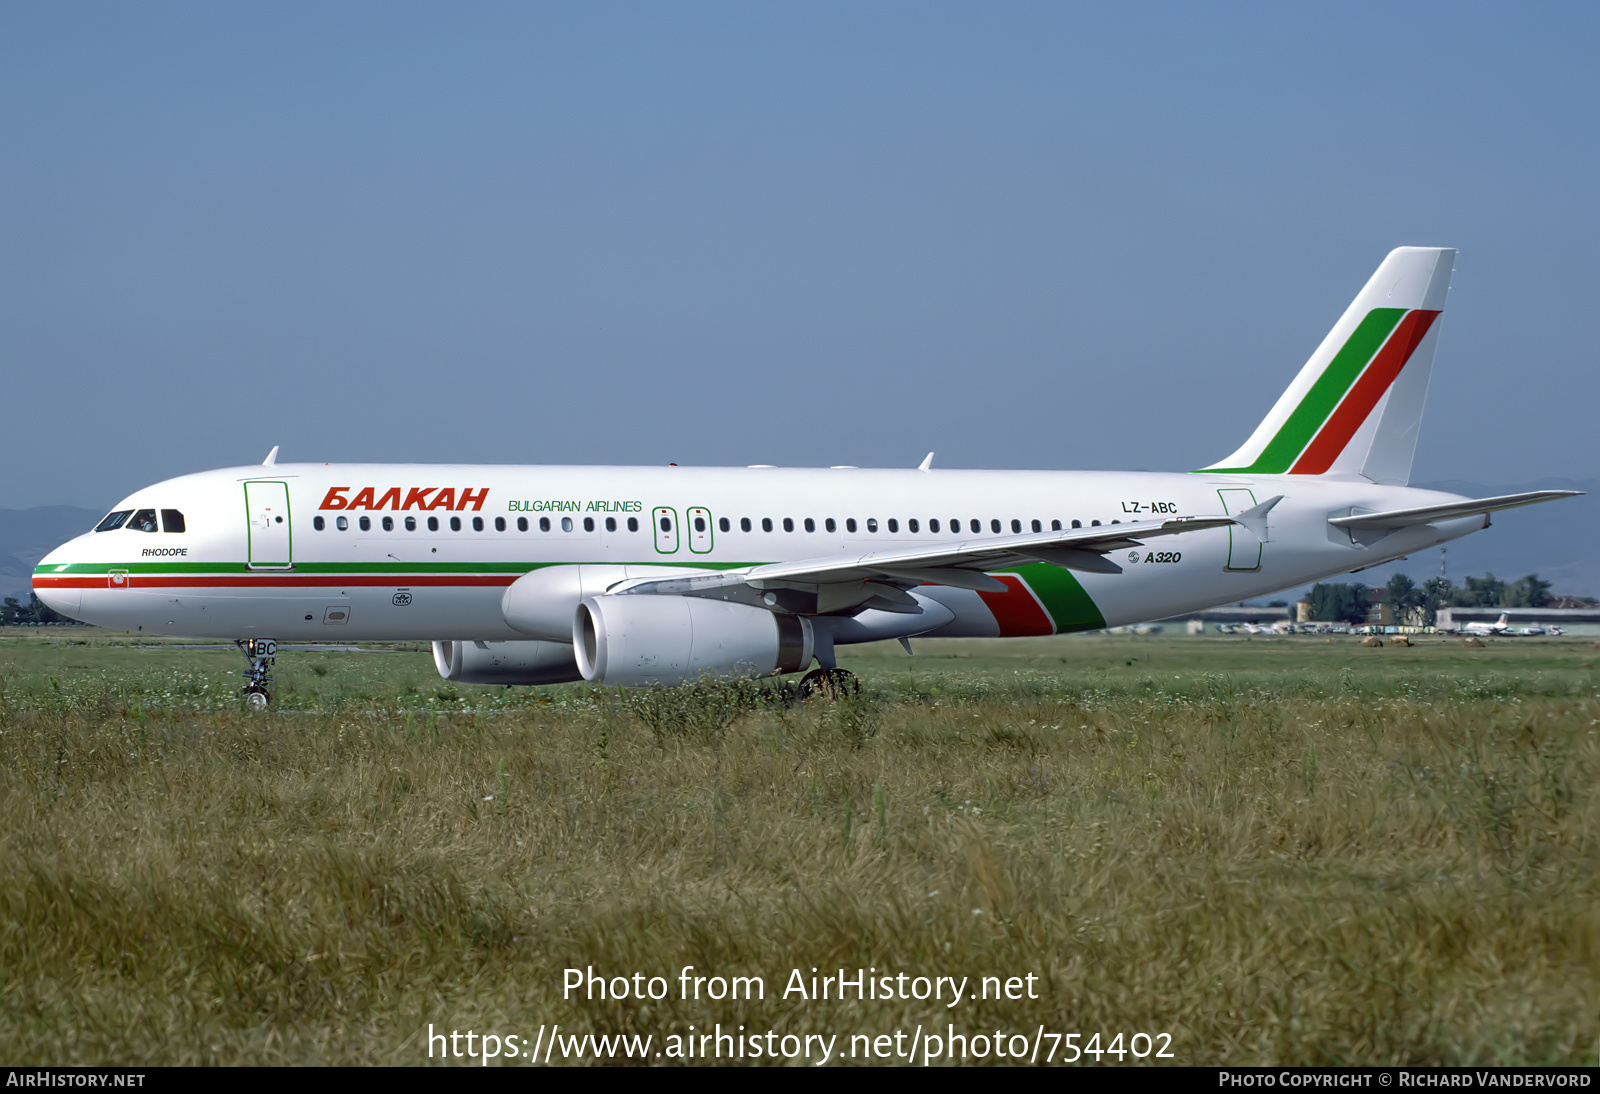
[
  {"xmin": 501, "ymin": 564, "xmax": 692, "ymax": 640},
  {"xmin": 573, "ymin": 595, "xmax": 814, "ymax": 687},
  {"xmin": 432, "ymin": 639, "xmax": 583, "ymax": 685}
]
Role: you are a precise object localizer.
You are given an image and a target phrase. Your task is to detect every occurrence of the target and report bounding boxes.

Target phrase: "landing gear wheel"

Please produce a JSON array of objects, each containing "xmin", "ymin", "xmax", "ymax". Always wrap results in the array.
[
  {"xmin": 237, "ymin": 638, "xmax": 278, "ymax": 711},
  {"xmin": 798, "ymin": 667, "xmax": 860, "ymax": 701}
]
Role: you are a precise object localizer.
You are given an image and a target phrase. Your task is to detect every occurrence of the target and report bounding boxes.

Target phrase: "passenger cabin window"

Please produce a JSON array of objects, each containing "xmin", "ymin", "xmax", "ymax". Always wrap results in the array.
[
  {"xmin": 95, "ymin": 510, "xmax": 133, "ymax": 532},
  {"xmin": 406, "ymin": 516, "xmax": 418, "ymax": 531},
  {"xmin": 161, "ymin": 509, "xmax": 186, "ymax": 533},
  {"xmin": 719, "ymin": 517, "xmax": 730, "ymax": 532},
  {"xmin": 474, "ymin": 517, "xmax": 485, "ymax": 532},
  {"xmin": 1011, "ymin": 519, "xmax": 1022, "ymax": 533},
  {"xmin": 1091, "ymin": 519, "xmax": 1100, "ymax": 526},
  {"xmin": 762, "ymin": 518, "xmax": 773, "ymax": 532},
  {"xmin": 886, "ymin": 519, "xmax": 898, "ymax": 533},
  {"xmin": 359, "ymin": 516, "xmax": 371, "ymax": 531},
  {"xmin": 313, "ymin": 515, "xmax": 325, "ymax": 531},
  {"xmin": 846, "ymin": 518, "xmax": 857, "ymax": 532},
  {"xmin": 866, "ymin": 518, "xmax": 878, "ymax": 533},
  {"xmin": 337, "ymin": 516, "xmax": 349, "ymax": 531},
  {"xmin": 1072, "ymin": 520, "xmax": 1081, "ymax": 529},
  {"xmin": 561, "ymin": 517, "xmax": 573, "ymax": 532},
  {"xmin": 741, "ymin": 517, "xmax": 752, "ymax": 532},
  {"xmin": 130, "ymin": 509, "xmax": 159, "ymax": 532},
  {"xmin": 584, "ymin": 517, "xmax": 595, "ymax": 532},
  {"xmin": 825, "ymin": 518, "xmax": 836, "ymax": 533},
  {"xmin": 1031, "ymin": 519, "xmax": 1042, "ymax": 533},
  {"xmin": 450, "ymin": 516, "xmax": 461, "ymax": 532},
  {"xmin": 605, "ymin": 517, "xmax": 616, "ymax": 532},
  {"xmin": 782, "ymin": 517, "xmax": 793, "ymax": 532},
  {"xmin": 929, "ymin": 519, "xmax": 940, "ymax": 533},
  {"xmin": 1052, "ymin": 520, "xmax": 1062, "ymax": 531},
  {"xmin": 908, "ymin": 518, "xmax": 919, "ymax": 533},
  {"xmin": 970, "ymin": 519, "xmax": 981, "ymax": 533},
  {"xmin": 383, "ymin": 516, "xmax": 395, "ymax": 531},
  {"xmin": 517, "ymin": 517, "xmax": 528, "ymax": 532},
  {"xmin": 495, "ymin": 517, "xmax": 506, "ymax": 531},
  {"xmin": 627, "ymin": 517, "xmax": 638, "ymax": 532},
  {"xmin": 428, "ymin": 517, "xmax": 440, "ymax": 531},
  {"xmin": 695, "ymin": 516, "xmax": 707, "ymax": 532},
  {"xmin": 804, "ymin": 518, "xmax": 815, "ymax": 532}
]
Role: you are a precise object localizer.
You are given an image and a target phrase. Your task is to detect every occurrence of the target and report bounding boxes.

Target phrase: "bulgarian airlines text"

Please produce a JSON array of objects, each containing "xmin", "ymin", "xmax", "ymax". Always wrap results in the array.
[{"xmin": 426, "ymin": 1024, "xmax": 1175, "ymax": 1064}]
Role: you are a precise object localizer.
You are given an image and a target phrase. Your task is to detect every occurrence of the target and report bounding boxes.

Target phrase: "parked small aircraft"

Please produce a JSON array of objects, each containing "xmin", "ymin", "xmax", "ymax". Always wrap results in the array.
[{"xmin": 1461, "ymin": 613, "xmax": 1512, "ymax": 636}]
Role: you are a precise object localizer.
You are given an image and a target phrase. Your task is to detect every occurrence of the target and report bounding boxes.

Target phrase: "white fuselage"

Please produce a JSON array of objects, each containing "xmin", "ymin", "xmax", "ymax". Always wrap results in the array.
[{"xmin": 33, "ymin": 462, "xmax": 1486, "ymax": 643}]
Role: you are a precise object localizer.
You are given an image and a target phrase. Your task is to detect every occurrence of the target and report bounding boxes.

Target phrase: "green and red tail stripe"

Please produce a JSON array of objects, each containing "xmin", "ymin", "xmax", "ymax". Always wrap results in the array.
[{"xmin": 1208, "ymin": 307, "xmax": 1440, "ymax": 476}]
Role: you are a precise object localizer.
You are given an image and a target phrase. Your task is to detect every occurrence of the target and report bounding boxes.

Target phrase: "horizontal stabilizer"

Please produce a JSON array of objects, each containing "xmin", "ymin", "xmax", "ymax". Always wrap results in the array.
[{"xmin": 1327, "ymin": 490, "xmax": 1583, "ymax": 531}]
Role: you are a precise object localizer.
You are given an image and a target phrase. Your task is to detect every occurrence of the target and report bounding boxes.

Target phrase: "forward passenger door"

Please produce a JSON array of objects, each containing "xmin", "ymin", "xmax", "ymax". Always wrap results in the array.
[{"xmin": 244, "ymin": 481, "xmax": 293, "ymax": 569}]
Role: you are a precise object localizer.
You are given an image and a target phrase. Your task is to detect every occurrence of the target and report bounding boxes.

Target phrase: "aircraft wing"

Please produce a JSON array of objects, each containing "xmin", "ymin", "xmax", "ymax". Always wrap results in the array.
[
  {"xmin": 613, "ymin": 515, "xmax": 1235, "ymax": 614},
  {"xmin": 1327, "ymin": 490, "xmax": 1583, "ymax": 531}
]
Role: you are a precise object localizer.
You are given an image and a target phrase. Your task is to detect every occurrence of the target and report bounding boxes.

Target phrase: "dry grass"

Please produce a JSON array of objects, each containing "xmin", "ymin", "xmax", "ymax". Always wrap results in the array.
[{"xmin": 1, "ymin": 634, "xmax": 1597, "ymax": 1065}]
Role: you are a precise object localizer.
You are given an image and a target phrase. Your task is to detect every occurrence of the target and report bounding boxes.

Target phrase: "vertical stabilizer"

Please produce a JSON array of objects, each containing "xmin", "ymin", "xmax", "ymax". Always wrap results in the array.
[{"xmin": 1203, "ymin": 247, "xmax": 1455, "ymax": 482}]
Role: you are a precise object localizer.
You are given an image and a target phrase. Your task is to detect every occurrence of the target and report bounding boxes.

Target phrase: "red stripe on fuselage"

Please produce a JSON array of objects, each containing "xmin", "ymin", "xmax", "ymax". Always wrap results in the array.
[
  {"xmin": 976, "ymin": 575, "xmax": 1053, "ymax": 636},
  {"xmin": 1289, "ymin": 309, "xmax": 1440, "ymax": 475},
  {"xmin": 33, "ymin": 574, "xmax": 519, "ymax": 590}
]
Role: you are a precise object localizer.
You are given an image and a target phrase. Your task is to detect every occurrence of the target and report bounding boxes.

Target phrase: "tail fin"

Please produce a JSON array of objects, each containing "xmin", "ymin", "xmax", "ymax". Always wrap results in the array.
[{"xmin": 1203, "ymin": 246, "xmax": 1456, "ymax": 484}]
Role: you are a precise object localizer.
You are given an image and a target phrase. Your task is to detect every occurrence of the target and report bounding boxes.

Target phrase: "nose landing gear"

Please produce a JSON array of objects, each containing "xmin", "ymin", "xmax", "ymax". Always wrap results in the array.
[{"xmin": 237, "ymin": 638, "xmax": 278, "ymax": 710}]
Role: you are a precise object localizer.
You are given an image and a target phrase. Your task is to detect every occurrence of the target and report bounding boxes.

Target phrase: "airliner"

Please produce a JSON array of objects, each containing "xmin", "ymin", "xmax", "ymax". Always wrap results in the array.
[
  {"xmin": 32, "ymin": 247, "xmax": 1580, "ymax": 708},
  {"xmin": 1461, "ymin": 613, "xmax": 1512, "ymax": 636}
]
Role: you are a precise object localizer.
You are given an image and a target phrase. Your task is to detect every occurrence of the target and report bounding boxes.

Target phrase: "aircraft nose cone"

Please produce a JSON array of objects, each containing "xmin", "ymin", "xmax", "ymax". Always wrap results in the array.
[
  {"xmin": 32, "ymin": 542, "xmax": 83, "ymax": 620},
  {"xmin": 34, "ymin": 583, "xmax": 82, "ymax": 620}
]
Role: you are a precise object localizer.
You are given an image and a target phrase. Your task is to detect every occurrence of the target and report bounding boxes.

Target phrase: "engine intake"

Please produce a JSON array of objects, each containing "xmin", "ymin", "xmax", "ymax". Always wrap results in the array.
[
  {"xmin": 502, "ymin": 564, "xmax": 691, "ymax": 640},
  {"xmin": 573, "ymin": 595, "xmax": 813, "ymax": 687},
  {"xmin": 432, "ymin": 639, "xmax": 583, "ymax": 686}
]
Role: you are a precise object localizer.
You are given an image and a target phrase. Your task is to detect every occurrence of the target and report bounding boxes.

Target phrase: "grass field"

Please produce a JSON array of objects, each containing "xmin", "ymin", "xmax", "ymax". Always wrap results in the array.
[{"xmin": 2, "ymin": 628, "xmax": 1597, "ymax": 1066}]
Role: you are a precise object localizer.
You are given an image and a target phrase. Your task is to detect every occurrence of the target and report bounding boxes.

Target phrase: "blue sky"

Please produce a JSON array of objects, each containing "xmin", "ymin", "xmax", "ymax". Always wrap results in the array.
[{"xmin": 3, "ymin": 2, "xmax": 1596, "ymax": 509}]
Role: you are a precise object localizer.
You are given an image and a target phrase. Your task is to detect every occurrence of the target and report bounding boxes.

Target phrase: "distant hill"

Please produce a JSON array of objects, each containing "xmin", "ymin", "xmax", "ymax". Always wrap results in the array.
[
  {"xmin": 1, "ymin": 480, "xmax": 1594, "ymax": 608},
  {"xmin": 0, "ymin": 507, "xmax": 101, "ymax": 604}
]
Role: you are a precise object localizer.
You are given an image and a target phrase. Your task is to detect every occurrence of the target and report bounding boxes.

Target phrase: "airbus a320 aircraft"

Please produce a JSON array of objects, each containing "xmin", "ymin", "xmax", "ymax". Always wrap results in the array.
[{"xmin": 33, "ymin": 248, "xmax": 1580, "ymax": 708}]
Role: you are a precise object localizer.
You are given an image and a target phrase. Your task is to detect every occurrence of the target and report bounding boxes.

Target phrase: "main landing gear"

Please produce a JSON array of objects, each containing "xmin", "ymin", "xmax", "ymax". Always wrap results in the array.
[
  {"xmin": 797, "ymin": 667, "xmax": 860, "ymax": 701},
  {"xmin": 796, "ymin": 625, "xmax": 860, "ymax": 701},
  {"xmin": 237, "ymin": 638, "xmax": 278, "ymax": 710}
]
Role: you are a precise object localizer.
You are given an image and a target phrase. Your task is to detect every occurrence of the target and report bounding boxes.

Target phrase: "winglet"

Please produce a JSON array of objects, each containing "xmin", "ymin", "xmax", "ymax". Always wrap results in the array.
[
  {"xmin": 262, "ymin": 446, "xmax": 279, "ymax": 467},
  {"xmin": 918, "ymin": 452, "xmax": 934, "ymax": 472}
]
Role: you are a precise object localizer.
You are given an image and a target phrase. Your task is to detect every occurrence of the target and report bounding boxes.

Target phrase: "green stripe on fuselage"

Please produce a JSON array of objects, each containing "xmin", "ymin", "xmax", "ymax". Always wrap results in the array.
[
  {"xmin": 1016, "ymin": 563, "xmax": 1106, "ymax": 632},
  {"xmin": 1208, "ymin": 307, "xmax": 1405, "ymax": 474}
]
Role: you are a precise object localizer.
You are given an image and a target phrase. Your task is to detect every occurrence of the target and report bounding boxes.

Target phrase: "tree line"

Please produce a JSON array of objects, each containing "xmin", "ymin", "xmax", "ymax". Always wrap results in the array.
[
  {"xmin": 1, "ymin": 594, "xmax": 71, "ymax": 625},
  {"xmin": 1303, "ymin": 573, "xmax": 1590, "ymax": 626}
]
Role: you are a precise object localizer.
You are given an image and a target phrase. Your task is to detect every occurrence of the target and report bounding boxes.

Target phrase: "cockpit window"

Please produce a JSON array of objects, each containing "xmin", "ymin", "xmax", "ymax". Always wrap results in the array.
[
  {"xmin": 161, "ymin": 509, "xmax": 186, "ymax": 533},
  {"xmin": 128, "ymin": 509, "xmax": 159, "ymax": 532},
  {"xmin": 95, "ymin": 510, "xmax": 133, "ymax": 532}
]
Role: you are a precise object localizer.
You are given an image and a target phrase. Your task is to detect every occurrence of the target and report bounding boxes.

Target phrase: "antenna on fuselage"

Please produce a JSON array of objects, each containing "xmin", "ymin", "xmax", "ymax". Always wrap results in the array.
[{"xmin": 262, "ymin": 446, "xmax": 279, "ymax": 467}]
